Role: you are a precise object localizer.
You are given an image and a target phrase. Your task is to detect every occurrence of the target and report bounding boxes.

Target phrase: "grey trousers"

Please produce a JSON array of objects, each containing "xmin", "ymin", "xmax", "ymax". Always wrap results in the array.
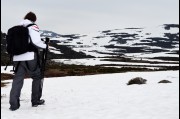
[{"xmin": 9, "ymin": 54, "xmax": 43, "ymax": 108}]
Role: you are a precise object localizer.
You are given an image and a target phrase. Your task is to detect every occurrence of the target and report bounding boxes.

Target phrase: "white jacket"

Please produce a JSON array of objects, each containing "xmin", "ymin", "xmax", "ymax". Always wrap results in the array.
[{"xmin": 13, "ymin": 19, "xmax": 46, "ymax": 61}]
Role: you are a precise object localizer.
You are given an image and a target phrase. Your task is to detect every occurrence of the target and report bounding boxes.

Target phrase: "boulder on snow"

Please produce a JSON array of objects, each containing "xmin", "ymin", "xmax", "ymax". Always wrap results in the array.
[
  {"xmin": 158, "ymin": 80, "xmax": 172, "ymax": 83},
  {"xmin": 127, "ymin": 77, "xmax": 147, "ymax": 85}
]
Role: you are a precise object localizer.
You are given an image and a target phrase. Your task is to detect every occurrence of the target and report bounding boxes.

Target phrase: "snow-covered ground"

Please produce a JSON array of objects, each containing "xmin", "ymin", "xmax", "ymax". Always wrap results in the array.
[{"xmin": 1, "ymin": 70, "xmax": 179, "ymax": 119}]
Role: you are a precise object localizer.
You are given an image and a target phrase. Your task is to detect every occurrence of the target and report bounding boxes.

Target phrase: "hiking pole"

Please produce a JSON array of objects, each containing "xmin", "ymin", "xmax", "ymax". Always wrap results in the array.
[
  {"xmin": 43, "ymin": 37, "xmax": 50, "ymax": 71},
  {"xmin": 41, "ymin": 37, "xmax": 50, "ymax": 77},
  {"xmin": 41, "ymin": 37, "xmax": 49, "ymax": 72},
  {"xmin": 39, "ymin": 37, "xmax": 49, "ymax": 100}
]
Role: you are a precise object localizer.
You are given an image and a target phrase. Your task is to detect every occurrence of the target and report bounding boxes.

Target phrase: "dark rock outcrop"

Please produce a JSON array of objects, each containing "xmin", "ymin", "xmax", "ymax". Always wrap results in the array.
[
  {"xmin": 127, "ymin": 77, "xmax": 147, "ymax": 85},
  {"xmin": 158, "ymin": 80, "xmax": 172, "ymax": 83}
]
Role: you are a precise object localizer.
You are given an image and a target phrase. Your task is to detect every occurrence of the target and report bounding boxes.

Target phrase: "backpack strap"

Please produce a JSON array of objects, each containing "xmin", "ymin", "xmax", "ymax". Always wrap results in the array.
[
  {"xmin": 4, "ymin": 55, "xmax": 13, "ymax": 71},
  {"xmin": 4, "ymin": 55, "xmax": 18, "ymax": 73},
  {"xmin": 26, "ymin": 23, "xmax": 41, "ymax": 70},
  {"xmin": 14, "ymin": 61, "xmax": 21, "ymax": 73},
  {"xmin": 26, "ymin": 23, "xmax": 36, "ymax": 28}
]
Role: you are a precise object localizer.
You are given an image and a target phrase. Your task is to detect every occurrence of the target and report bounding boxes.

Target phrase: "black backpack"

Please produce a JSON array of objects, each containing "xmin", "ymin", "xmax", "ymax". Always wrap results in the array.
[
  {"xmin": 4, "ymin": 24, "xmax": 38, "ymax": 71},
  {"xmin": 6, "ymin": 24, "xmax": 36, "ymax": 55}
]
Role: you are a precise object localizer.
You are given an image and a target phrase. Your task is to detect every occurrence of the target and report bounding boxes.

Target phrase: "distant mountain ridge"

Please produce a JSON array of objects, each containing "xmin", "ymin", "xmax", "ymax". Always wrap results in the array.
[
  {"xmin": 39, "ymin": 24, "xmax": 179, "ymax": 57},
  {"xmin": 1, "ymin": 24, "xmax": 179, "ymax": 69},
  {"xmin": 39, "ymin": 24, "xmax": 179, "ymax": 38},
  {"xmin": 40, "ymin": 30, "xmax": 61, "ymax": 38}
]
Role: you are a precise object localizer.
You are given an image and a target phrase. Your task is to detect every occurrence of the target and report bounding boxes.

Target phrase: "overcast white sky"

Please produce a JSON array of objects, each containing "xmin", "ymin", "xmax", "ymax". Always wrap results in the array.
[{"xmin": 1, "ymin": 0, "xmax": 179, "ymax": 34}]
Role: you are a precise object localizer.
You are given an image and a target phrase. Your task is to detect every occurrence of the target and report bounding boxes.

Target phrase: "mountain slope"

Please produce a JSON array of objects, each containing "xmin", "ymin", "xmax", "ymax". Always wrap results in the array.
[
  {"xmin": 40, "ymin": 24, "xmax": 179, "ymax": 59},
  {"xmin": 41, "ymin": 24, "xmax": 179, "ymax": 70},
  {"xmin": 1, "ymin": 24, "xmax": 179, "ymax": 70}
]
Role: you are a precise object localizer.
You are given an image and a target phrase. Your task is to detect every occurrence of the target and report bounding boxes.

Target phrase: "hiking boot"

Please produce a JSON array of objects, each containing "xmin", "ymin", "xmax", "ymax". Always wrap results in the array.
[
  {"xmin": 9, "ymin": 100, "xmax": 20, "ymax": 111},
  {"xmin": 32, "ymin": 99, "xmax": 45, "ymax": 107},
  {"xmin": 9, "ymin": 99, "xmax": 20, "ymax": 111},
  {"xmin": 9, "ymin": 106, "xmax": 20, "ymax": 111}
]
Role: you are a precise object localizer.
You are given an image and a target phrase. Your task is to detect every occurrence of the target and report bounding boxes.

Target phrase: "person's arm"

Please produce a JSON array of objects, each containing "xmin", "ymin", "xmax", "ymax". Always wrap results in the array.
[{"xmin": 29, "ymin": 24, "xmax": 46, "ymax": 49}]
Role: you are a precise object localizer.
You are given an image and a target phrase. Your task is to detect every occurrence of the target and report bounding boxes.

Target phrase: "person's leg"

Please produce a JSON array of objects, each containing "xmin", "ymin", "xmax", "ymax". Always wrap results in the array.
[
  {"xmin": 9, "ymin": 62, "xmax": 26, "ymax": 110},
  {"xmin": 30, "ymin": 67, "xmax": 42, "ymax": 104},
  {"xmin": 26, "ymin": 53, "xmax": 44, "ymax": 105}
]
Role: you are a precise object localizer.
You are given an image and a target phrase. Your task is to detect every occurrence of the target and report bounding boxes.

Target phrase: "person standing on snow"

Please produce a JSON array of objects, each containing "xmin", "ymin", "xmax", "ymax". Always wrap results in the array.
[{"xmin": 9, "ymin": 12, "xmax": 47, "ymax": 111}]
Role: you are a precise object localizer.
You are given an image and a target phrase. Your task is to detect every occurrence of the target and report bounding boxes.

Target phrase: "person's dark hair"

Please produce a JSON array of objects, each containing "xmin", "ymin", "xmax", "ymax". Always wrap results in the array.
[{"xmin": 24, "ymin": 12, "xmax": 37, "ymax": 22}]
